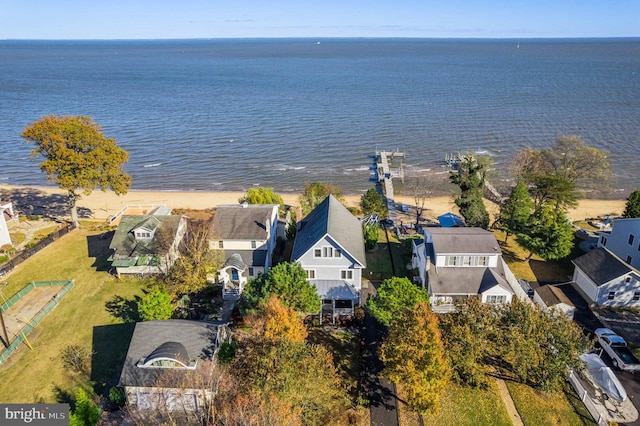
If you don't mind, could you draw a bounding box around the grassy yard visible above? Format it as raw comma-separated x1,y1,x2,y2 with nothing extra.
506,381,595,426
0,227,147,403
398,381,513,426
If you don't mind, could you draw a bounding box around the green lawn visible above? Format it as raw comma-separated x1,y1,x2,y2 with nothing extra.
0,228,147,403
399,381,513,426
506,381,594,426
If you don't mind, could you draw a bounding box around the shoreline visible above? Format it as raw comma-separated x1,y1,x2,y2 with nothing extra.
0,183,628,224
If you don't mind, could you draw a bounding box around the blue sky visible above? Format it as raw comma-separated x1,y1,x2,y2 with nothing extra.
1,0,638,39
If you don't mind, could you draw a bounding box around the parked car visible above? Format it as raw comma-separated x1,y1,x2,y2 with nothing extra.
595,328,640,371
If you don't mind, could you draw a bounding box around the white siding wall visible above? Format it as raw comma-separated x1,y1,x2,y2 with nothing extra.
296,235,362,290
0,216,10,247
572,267,600,303
598,219,640,270
597,274,640,307
480,285,513,304
212,239,268,251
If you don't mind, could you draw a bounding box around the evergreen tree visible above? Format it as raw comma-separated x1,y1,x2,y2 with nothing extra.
516,206,574,261
241,262,321,315
623,189,640,218
69,389,100,426
498,179,533,240
380,302,450,413
360,187,387,218
449,155,490,229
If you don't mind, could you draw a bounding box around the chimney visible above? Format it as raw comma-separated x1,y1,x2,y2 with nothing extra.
426,256,431,271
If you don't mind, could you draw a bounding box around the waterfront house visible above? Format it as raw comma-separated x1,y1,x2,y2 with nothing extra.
108,206,187,277
291,195,366,321
118,320,231,412
412,227,515,312
597,218,640,270
572,247,640,307
210,203,279,300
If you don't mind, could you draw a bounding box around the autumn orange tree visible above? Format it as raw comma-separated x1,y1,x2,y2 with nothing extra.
21,115,131,227
380,301,450,413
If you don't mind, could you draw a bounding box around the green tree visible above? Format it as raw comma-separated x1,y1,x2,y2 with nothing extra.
623,189,640,218
362,222,378,250
516,206,574,261
497,299,590,391
299,182,344,216
449,155,490,229
21,115,131,227
240,262,321,315
438,298,496,388
360,188,387,219
366,277,430,327
380,302,450,413
69,388,100,426
512,135,612,211
164,219,223,295
498,179,533,240
138,286,173,321
240,187,285,217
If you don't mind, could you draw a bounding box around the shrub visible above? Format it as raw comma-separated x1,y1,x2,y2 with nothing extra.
61,345,92,372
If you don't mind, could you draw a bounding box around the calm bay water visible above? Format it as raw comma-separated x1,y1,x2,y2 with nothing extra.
1,38,639,195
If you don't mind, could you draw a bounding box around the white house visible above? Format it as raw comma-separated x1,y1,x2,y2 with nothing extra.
0,201,17,248
412,227,514,312
597,218,640,270
210,203,279,300
533,284,576,319
108,206,187,277
118,320,230,413
572,247,640,307
291,195,366,320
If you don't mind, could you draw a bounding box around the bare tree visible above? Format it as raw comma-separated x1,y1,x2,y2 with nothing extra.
404,172,450,228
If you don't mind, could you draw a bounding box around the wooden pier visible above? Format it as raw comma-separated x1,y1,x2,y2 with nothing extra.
375,150,405,226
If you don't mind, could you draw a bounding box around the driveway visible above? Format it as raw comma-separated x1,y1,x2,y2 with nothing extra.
560,283,640,426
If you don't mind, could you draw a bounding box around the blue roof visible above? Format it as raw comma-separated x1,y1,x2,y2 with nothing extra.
437,212,465,227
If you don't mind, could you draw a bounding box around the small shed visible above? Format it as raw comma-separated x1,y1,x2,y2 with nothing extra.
533,285,576,319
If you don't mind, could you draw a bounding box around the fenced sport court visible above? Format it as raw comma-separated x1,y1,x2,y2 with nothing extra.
0,281,74,364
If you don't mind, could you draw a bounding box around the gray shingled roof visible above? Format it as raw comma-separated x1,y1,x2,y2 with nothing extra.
312,280,359,300
109,215,183,258
118,320,223,388
426,227,502,255
572,247,634,286
291,195,366,267
225,249,268,268
427,258,512,296
212,204,278,240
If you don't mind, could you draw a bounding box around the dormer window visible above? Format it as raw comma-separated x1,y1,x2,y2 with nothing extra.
134,226,156,240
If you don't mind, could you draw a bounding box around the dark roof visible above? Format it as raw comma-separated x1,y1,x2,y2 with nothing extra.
212,204,277,240
427,260,512,296
224,253,247,271
109,214,183,259
536,285,574,308
426,227,501,255
572,248,633,286
144,341,191,366
291,195,366,267
225,249,267,268
118,320,224,388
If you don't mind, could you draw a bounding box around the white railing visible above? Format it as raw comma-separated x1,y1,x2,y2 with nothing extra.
567,370,608,426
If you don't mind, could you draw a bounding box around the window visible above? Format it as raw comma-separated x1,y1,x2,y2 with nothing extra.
608,291,616,300
341,270,353,280
486,295,506,304
323,247,333,257
218,241,224,249
462,256,472,266
601,237,607,247
477,256,488,266
314,248,322,257
629,234,635,246
627,256,633,264
248,267,254,277
446,256,457,266
634,292,640,301
626,276,632,283
251,240,257,249
306,269,315,279
335,249,342,258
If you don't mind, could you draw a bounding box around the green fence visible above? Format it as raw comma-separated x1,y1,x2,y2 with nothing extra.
0,280,74,364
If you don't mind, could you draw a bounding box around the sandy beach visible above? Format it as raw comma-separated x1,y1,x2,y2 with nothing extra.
0,183,627,224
